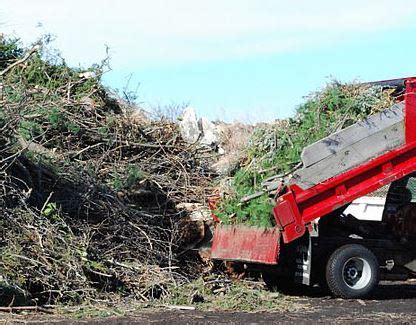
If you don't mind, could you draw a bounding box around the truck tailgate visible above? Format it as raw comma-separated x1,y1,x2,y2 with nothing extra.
211,225,280,265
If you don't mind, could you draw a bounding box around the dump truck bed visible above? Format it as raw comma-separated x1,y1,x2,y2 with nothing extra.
274,77,416,244
292,102,405,189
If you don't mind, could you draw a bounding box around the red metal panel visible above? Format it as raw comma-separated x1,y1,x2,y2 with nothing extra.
405,78,416,143
299,146,416,221
273,195,295,227
273,191,305,243
211,225,280,264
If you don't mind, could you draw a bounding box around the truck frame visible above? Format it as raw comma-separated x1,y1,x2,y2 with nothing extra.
211,77,416,298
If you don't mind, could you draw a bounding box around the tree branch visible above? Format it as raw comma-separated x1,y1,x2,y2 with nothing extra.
0,45,39,77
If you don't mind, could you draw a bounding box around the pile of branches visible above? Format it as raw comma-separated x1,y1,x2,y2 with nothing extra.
0,36,214,305
217,81,397,226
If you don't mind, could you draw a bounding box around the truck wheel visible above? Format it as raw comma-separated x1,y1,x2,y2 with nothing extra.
326,244,379,298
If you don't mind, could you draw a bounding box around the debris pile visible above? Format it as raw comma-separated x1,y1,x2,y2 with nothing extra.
0,36,215,305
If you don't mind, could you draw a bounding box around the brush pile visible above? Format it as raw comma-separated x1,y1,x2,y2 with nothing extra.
0,36,215,305
217,81,397,227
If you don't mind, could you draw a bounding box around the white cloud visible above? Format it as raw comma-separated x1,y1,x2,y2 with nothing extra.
1,0,416,67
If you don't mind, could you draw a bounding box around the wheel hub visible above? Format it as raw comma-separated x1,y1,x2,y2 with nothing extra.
346,267,358,279
342,257,372,290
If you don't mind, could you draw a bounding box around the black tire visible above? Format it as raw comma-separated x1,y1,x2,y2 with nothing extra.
326,244,379,299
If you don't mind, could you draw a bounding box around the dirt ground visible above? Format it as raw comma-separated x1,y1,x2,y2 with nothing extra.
3,281,416,324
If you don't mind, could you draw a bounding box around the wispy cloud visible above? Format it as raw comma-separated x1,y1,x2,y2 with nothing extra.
2,0,416,67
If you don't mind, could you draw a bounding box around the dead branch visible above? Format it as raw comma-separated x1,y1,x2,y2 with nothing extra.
0,45,39,77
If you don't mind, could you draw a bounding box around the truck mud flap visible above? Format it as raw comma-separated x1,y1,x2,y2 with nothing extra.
294,233,312,285
211,225,280,265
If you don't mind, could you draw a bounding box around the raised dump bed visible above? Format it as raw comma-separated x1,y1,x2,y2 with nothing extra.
291,102,405,189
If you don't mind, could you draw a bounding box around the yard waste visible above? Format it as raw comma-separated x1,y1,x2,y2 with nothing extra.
0,36,216,305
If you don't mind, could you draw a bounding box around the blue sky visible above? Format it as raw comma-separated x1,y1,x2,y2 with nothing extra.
2,0,416,122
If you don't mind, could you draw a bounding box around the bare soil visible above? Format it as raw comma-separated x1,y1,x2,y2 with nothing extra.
3,281,416,324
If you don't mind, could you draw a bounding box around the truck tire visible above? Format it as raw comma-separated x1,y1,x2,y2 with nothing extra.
326,244,379,298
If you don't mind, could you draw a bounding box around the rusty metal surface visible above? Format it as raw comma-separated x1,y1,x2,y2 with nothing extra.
211,225,280,264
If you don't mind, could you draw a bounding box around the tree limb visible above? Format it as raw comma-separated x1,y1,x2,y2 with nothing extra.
0,45,40,77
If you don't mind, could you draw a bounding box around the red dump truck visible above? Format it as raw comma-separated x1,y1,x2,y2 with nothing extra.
211,77,416,298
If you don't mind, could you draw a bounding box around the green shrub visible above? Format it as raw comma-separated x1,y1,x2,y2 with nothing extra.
0,37,23,69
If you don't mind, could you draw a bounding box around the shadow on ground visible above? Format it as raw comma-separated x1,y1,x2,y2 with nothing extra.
289,280,416,300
